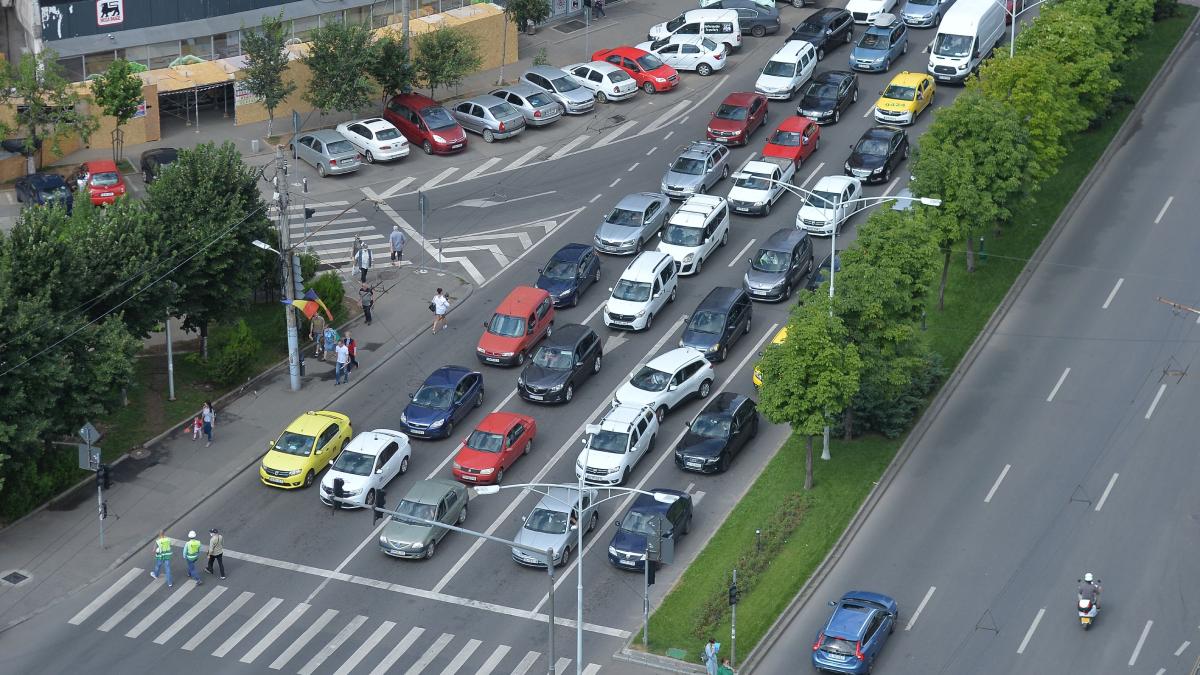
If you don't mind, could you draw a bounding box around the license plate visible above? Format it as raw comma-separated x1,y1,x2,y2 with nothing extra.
485,357,500,363
409,429,424,435
266,476,285,484
735,207,750,212
528,394,543,400
619,559,636,566
451,143,463,149
101,192,114,197
936,75,951,81
461,474,476,482
687,460,703,469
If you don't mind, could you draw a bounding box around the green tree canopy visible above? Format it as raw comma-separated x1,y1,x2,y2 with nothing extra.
240,12,296,136
369,33,417,106
1015,5,1119,123
0,49,98,171
842,208,939,324
302,20,377,114
504,0,551,29
90,58,144,160
413,26,483,98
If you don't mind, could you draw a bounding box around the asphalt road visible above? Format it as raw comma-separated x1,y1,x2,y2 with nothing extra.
752,16,1200,675
0,3,978,673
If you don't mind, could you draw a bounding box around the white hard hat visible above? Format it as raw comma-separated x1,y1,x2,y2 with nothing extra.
1083,572,1094,582
188,530,197,538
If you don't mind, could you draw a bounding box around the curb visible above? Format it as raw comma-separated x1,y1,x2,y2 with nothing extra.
738,11,1200,673
0,277,473,635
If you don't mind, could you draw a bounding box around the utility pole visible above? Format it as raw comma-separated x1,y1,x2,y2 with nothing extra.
164,310,176,401
275,146,301,391
730,569,739,668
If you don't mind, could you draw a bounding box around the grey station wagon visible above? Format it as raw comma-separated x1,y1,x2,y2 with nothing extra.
290,129,361,177
661,141,731,200
451,94,526,143
520,66,597,115
490,84,564,127
593,192,671,256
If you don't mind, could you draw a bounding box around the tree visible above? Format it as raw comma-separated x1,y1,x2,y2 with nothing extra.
241,12,296,137
757,295,862,490
504,0,551,29
90,59,144,162
844,208,939,324
368,32,417,106
414,26,483,98
0,49,98,173
1015,6,1118,124
303,20,377,114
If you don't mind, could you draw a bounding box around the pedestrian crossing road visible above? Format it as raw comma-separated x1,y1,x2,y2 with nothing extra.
69,566,605,675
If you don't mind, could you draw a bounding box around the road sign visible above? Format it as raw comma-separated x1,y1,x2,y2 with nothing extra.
78,444,101,471
292,110,301,137
418,191,429,221
79,422,100,444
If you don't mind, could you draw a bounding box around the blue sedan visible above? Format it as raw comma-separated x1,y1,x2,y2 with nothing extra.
400,366,484,439
812,591,898,673
535,243,602,308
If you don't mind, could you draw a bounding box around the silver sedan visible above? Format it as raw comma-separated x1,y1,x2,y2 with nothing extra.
450,95,526,143
490,84,564,127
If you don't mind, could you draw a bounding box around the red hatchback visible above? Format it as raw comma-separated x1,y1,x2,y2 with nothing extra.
706,93,768,146
73,160,126,205
477,286,555,366
762,116,821,167
383,92,467,155
452,412,537,484
592,46,680,94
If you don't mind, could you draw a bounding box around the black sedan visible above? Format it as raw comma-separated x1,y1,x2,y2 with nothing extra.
786,7,855,60
797,70,858,125
535,243,602,308
14,172,72,212
844,126,909,184
517,324,602,404
139,147,178,184
675,393,758,474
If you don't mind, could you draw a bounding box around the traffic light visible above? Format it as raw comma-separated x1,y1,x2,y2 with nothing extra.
97,464,112,490
728,582,740,607
373,489,387,525
304,207,316,220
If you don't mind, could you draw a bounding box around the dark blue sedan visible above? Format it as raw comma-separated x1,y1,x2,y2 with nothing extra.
400,365,484,439
812,591,898,673
535,243,602,308
14,172,73,213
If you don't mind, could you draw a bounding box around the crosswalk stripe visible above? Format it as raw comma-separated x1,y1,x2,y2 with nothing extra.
511,651,541,675
298,614,368,675
420,167,459,191
181,590,253,651
153,586,227,644
549,136,589,160
239,602,310,664
293,216,369,230
593,120,639,148
333,620,396,675
474,644,510,675
212,596,282,657
405,632,454,675
125,582,195,638
69,567,142,625
439,637,481,674
288,223,372,236
368,626,425,675
460,157,503,182
97,579,160,632
300,233,385,247
582,664,602,675
269,608,338,670
509,145,547,170
554,657,572,675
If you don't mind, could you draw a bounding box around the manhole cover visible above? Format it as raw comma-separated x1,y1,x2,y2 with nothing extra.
609,115,626,124
2,571,29,585
554,19,587,33
130,447,151,460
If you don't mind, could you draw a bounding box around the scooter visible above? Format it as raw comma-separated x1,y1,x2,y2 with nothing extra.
1077,597,1099,629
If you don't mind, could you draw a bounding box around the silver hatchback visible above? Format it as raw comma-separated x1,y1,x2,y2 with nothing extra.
661,141,731,199
290,129,361,177
520,66,597,115
490,84,564,127
451,95,526,143
593,192,671,255
511,486,599,567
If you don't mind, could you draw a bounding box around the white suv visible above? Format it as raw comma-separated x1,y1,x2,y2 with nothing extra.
613,348,715,421
576,404,659,486
754,40,817,100
604,251,678,331
657,194,730,276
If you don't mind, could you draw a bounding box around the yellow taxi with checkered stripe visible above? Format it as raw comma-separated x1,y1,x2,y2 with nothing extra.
873,71,935,126
260,410,353,489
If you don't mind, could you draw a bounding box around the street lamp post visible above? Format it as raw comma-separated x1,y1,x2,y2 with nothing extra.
990,0,1054,58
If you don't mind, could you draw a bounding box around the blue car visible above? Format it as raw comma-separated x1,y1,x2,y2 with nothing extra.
400,365,484,439
812,591,898,674
14,172,73,213
848,14,908,72
535,243,602,308
607,489,692,571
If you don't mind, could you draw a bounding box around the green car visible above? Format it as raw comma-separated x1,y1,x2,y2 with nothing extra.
379,479,468,559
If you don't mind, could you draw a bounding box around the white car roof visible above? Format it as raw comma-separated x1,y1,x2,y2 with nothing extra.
771,40,815,61
670,195,725,228
646,347,707,372
620,250,673,282
599,403,655,429
813,175,860,191
565,61,624,76
342,429,408,457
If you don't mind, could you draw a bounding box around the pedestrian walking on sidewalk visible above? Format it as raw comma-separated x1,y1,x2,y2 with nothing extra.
150,530,173,587
344,332,358,373
334,339,350,385
594,0,606,18
431,288,451,333
311,312,328,360
183,531,204,585
355,243,373,283
322,325,339,362
200,402,215,447
389,225,406,267
205,528,226,579
359,283,375,325
702,638,720,675
191,415,202,441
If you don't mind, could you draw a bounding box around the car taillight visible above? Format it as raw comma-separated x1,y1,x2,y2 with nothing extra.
499,121,506,132
380,145,391,150
812,635,824,652
330,159,338,166
534,110,543,118
715,52,724,60
855,641,864,661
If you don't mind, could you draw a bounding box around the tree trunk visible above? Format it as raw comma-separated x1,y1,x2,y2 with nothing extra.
965,234,976,273
937,247,951,311
200,320,210,360
267,112,274,138
804,435,814,490
843,407,853,442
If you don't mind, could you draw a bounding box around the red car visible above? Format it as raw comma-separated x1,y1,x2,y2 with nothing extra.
706,92,768,146
1005,0,1025,24
451,412,537,484
477,286,555,366
762,116,821,167
592,46,680,94
73,160,126,205
383,92,467,155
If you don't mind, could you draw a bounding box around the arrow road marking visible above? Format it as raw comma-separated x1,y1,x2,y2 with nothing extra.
602,332,629,353
450,190,557,209
441,244,510,267
443,231,533,248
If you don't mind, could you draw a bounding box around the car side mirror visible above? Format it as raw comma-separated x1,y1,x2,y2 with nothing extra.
570,524,578,531
608,287,614,293
653,292,662,299
710,112,716,117
828,600,838,607
375,468,383,474
408,393,414,400
802,138,809,146
328,459,334,465
538,267,544,274
668,383,678,391
684,420,692,428
268,440,276,449
521,515,527,523
746,257,753,264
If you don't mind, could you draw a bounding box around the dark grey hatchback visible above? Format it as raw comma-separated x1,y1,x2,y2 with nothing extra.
516,324,602,404
680,287,753,362
743,228,814,302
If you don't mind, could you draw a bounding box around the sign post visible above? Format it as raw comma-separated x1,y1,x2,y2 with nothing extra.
79,423,106,548
418,191,430,273
729,569,740,668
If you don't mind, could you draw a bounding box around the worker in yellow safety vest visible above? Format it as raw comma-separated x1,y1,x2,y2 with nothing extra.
150,530,173,587
183,531,204,585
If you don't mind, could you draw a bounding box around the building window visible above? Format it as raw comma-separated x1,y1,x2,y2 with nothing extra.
118,45,149,67
213,32,240,59
182,36,213,60
84,50,117,78
319,11,344,27
57,56,84,82
147,40,181,69
346,6,371,26
292,15,319,41
371,0,397,29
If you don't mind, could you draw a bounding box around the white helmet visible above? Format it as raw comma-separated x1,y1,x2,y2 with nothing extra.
1083,572,1094,582
188,530,197,538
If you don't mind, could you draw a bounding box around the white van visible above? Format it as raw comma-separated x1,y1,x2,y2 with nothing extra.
604,250,678,332
754,40,818,100
648,9,744,52
657,194,731,276
926,0,1006,83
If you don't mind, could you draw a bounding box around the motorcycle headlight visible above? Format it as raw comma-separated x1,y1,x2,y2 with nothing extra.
429,419,445,430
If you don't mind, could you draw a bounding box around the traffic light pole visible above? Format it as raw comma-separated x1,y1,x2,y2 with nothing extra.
731,568,738,668
642,544,650,646
96,465,104,549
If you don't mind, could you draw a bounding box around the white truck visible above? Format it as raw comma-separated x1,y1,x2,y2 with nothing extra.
727,156,795,216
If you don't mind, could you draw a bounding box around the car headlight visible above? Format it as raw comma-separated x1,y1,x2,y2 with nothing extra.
452,462,463,470
679,339,686,347
654,77,666,83
432,134,448,143
770,278,788,289
844,162,852,171
549,382,564,392
683,253,694,264
609,546,621,557
480,467,495,475
407,541,426,551
557,288,573,297
500,352,515,357
260,462,267,472
343,488,362,496
577,460,586,471
754,198,769,207
635,310,646,317
285,469,303,477
429,419,445,429
594,235,603,244
710,343,721,353
518,373,526,386
476,346,486,353
957,63,969,71
379,535,391,547
872,166,884,174
400,412,408,423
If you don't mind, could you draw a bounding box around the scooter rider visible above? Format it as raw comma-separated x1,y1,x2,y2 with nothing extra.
1078,572,1102,608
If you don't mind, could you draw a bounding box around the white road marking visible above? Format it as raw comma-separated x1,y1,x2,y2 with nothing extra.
1016,608,1045,654
290,217,369,230
1145,384,1167,419
583,297,608,326
333,620,396,675
509,145,548,171
801,162,824,188
550,136,591,160
595,120,640,148
511,651,542,675
153,586,227,644
1046,368,1071,402
373,198,472,280
97,581,160,632
729,237,757,267
663,131,674,141
213,596,283,657
1175,640,1191,656
1155,196,1174,224
182,590,253,651
460,157,503,182
439,637,481,674
589,193,603,203
646,146,658,156
443,231,532,248
406,632,454,675
628,162,640,172
582,664,601,675
475,644,510,675
69,567,142,625
882,177,900,197
906,586,936,631
1102,278,1124,309
609,178,621,188
1156,669,1167,675
240,602,310,664
555,658,572,675
478,207,588,288
863,106,873,117
441,244,510,267
645,100,693,133
299,614,368,675
678,115,690,125
1130,620,1153,665
369,626,426,675
692,491,706,505
368,177,416,201
269,608,338,669
984,465,1011,504
125,582,195,638
420,167,460,192
1095,473,1119,512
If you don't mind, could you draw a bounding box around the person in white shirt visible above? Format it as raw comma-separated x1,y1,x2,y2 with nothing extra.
334,340,350,385
431,288,451,333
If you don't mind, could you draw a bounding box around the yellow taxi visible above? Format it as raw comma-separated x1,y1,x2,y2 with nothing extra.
752,326,789,388
260,410,353,489
873,71,935,126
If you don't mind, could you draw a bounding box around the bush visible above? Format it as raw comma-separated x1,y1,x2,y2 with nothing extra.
306,271,346,323
1154,0,1180,20
206,318,261,385
0,446,78,522
843,352,945,439
299,251,320,285
532,47,550,67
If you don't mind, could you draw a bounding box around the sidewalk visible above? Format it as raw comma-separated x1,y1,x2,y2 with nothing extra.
0,260,471,633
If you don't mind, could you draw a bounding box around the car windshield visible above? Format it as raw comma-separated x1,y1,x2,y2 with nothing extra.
588,430,629,453
762,61,796,78
751,248,789,273
671,157,705,175
662,224,705,247
543,260,578,280
855,138,889,156
551,75,582,92
375,127,401,140
714,103,748,121
412,385,453,409
769,130,801,146
274,431,316,457
466,430,504,453
41,185,70,199
805,189,840,209
630,366,671,392
650,38,670,50
421,106,458,130
524,507,569,534
933,33,972,58
883,84,916,101
909,0,937,5
805,82,839,100
689,311,726,335
612,279,652,302
489,102,518,118
91,171,120,187
393,499,436,524
819,636,859,657
533,346,575,370
858,32,890,49
734,173,772,191
619,509,661,535
691,413,732,439
606,207,644,226
637,54,665,70
326,140,355,155
527,91,555,107
488,313,527,338
332,450,374,476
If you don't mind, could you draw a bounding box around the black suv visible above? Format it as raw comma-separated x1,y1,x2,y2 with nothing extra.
675,393,759,473
681,287,753,362
517,323,602,404
845,126,909,184
607,489,693,571
797,70,859,125
786,7,854,60
743,228,814,302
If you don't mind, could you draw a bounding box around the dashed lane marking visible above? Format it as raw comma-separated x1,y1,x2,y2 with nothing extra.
1046,368,1070,402
1016,608,1045,654
984,465,1011,504
1102,278,1124,309
1155,196,1174,224
729,238,757,267
1095,473,1119,512
1130,620,1153,666
1145,385,1166,419
906,586,936,631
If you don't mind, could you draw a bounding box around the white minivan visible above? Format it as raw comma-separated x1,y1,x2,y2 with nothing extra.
648,9,744,52
754,40,818,100
657,194,731,276
603,251,678,332
925,0,1005,83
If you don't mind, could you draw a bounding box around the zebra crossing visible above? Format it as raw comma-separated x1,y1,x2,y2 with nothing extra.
268,200,392,270
68,567,604,675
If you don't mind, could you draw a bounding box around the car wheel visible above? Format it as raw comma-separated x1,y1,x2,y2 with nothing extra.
399,456,409,474
883,165,891,183
643,82,656,95
783,283,793,301
365,150,375,163
720,230,728,246
751,25,766,38
594,266,602,283
695,256,703,274
425,540,437,559
621,468,631,485
570,292,579,308
751,416,760,437
852,88,859,103
445,421,454,437
669,285,677,302
495,469,504,484
483,129,495,143
699,379,712,398
697,63,713,77
476,390,484,407
648,434,657,451
597,91,608,104
806,257,814,274
903,144,910,159
458,504,468,524
883,58,891,72
366,489,376,505
593,355,602,374
524,437,533,455
317,163,327,178
817,47,825,61
589,511,599,532
422,140,433,155
719,346,728,361
303,470,315,488
744,316,752,334
792,0,804,7
645,313,654,330
656,406,668,423
762,201,771,217
846,29,853,44
903,41,909,55
559,546,571,567
564,384,574,402
935,12,942,26
516,351,526,366
722,164,730,179
143,170,152,183
634,238,644,254
833,109,841,124
682,514,692,534
815,137,821,151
